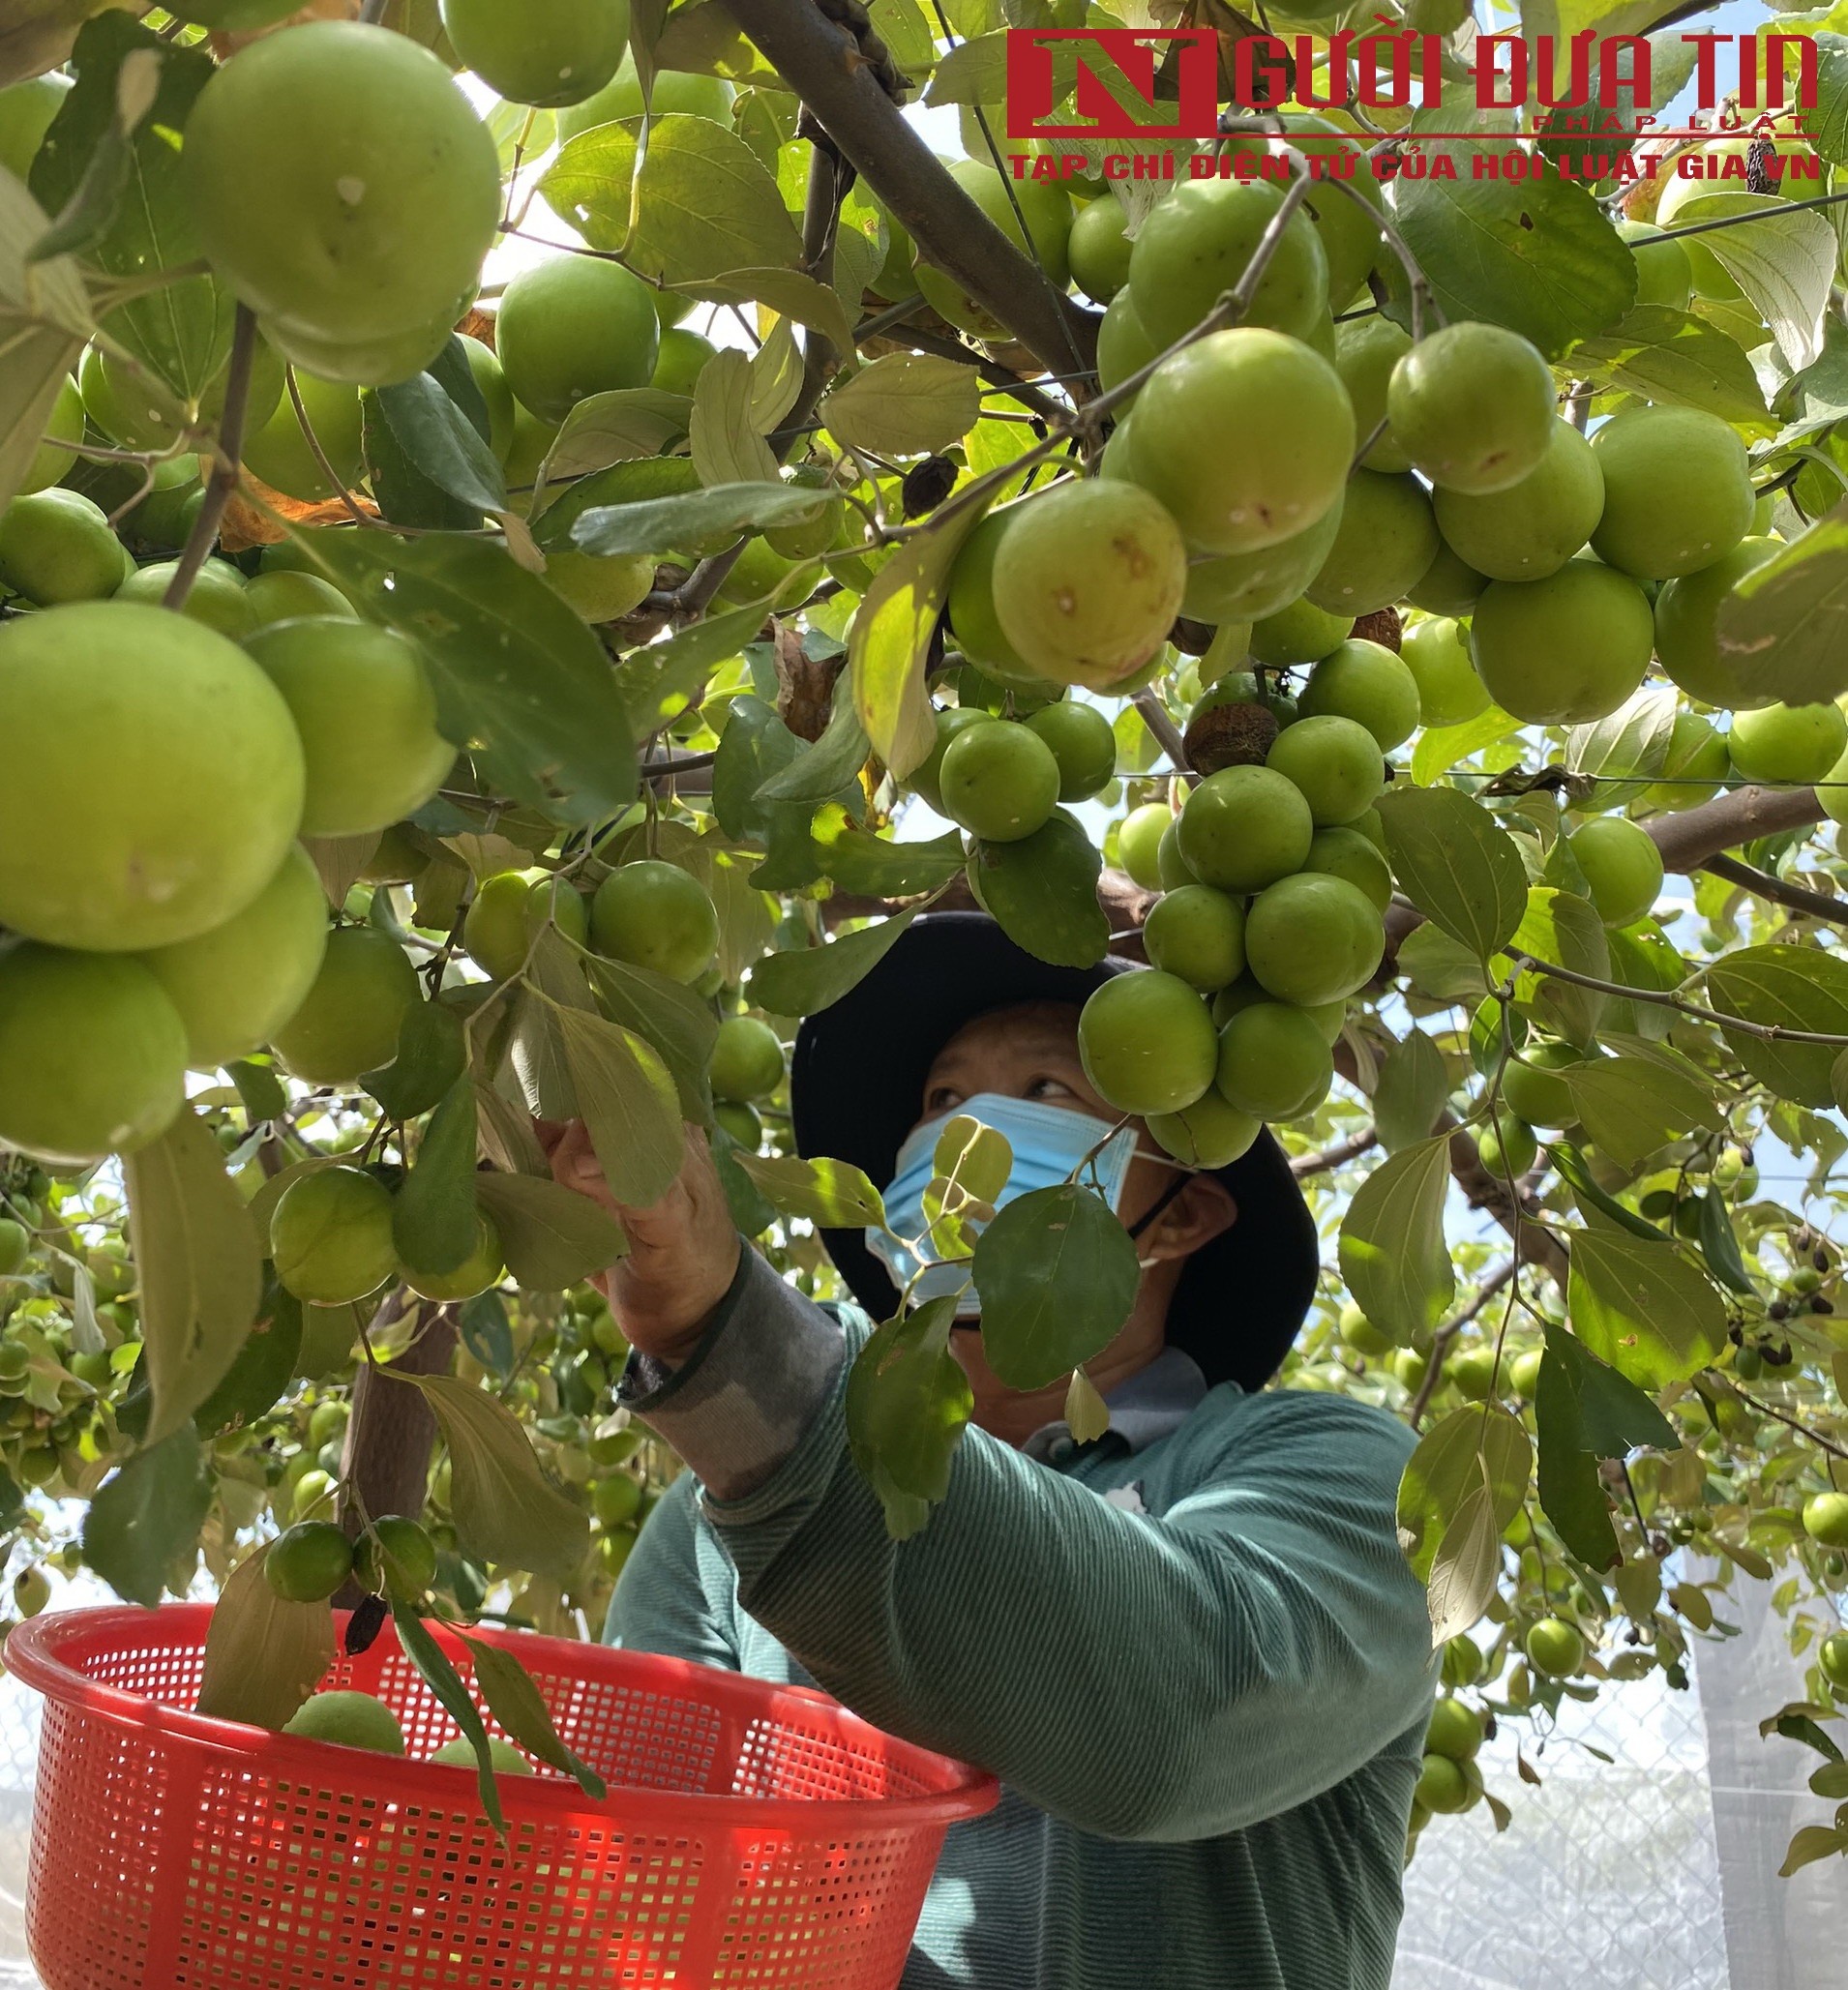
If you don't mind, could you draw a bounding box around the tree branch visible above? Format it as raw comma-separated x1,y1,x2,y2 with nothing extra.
720,0,1097,379
1701,851,1848,927
1447,1118,1571,1287
1291,1125,1378,1178
1645,783,1824,872
163,304,258,610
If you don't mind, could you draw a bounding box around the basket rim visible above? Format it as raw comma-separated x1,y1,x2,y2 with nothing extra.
7,1603,999,1832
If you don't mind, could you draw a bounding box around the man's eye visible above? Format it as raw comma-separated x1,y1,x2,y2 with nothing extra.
1024,1077,1075,1101
925,1084,966,1113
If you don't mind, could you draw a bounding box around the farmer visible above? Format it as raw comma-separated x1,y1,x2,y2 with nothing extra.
550,912,1438,1990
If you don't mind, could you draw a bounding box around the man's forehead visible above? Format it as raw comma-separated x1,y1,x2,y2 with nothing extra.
930,1000,1085,1065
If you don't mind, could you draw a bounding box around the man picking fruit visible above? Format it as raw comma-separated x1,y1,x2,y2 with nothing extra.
551,913,1436,1990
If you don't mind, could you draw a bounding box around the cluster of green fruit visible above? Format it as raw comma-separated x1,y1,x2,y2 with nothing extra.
266,1511,434,1603
1082,689,1396,1156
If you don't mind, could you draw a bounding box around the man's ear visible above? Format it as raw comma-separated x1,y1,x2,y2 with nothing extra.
1140,1173,1237,1265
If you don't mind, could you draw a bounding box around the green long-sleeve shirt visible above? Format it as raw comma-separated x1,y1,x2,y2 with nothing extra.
608,1249,1437,1990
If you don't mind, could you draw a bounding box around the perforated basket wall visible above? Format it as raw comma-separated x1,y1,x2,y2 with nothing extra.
6,1605,996,1990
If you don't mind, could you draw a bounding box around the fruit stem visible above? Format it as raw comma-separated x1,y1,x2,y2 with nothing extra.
163,304,260,613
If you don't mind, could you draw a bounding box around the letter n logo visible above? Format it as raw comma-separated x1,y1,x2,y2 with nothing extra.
1004,29,1219,140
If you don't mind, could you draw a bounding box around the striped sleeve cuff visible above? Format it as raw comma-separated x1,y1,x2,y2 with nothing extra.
616,1248,848,1500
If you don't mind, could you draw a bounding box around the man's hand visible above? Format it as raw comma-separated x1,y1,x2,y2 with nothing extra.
543,1120,742,1363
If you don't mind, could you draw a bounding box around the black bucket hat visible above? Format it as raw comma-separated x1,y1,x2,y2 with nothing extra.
790,912,1321,1392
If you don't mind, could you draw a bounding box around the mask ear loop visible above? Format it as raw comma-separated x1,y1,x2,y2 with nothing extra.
1127,1169,1192,1248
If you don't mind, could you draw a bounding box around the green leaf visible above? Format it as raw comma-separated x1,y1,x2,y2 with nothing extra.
1703,942,1848,1108
194,1276,301,1437
712,694,855,888
1697,1188,1754,1297
1548,1139,1668,1241
690,347,778,487
1534,1388,1619,1572
555,1006,685,1205
1567,1224,1728,1387
458,1290,515,1377
545,387,691,483
456,1633,607,1800
813,817,966,898
1396,1403,1531,1584
1563,685,1679,809
1386,144,1636,357
1778,1825,1847,1878
1506,887,1610,1048
1669,193,1835,371
1563,1054,1720,1170
126,1105,263,1444
227,1058,287,1122
1337,1136,1455,1348
846,1296,974,1540
1565,306,1772,430
610,602,768,737
1396,923,1490,1002
1372,1029,1449,1154
709,1124,778,1236
33,16,227,399
542,114,802,280
971,1183,1141,1390
571,478,825,558
824,352,982,458
920,27,1005,104
82,1424,211,1608
1375,787,1527,961
373,368,508,518
730,1150,885,1228
967,809,1110,968
362,997,467,1123
1714,500,1848,708
474,1171,628,1290
1541,1321,1678,1456
850,495,993,779
1534,1319,1677,1572
747,906,920,1016
398,1371,589,1576
389,1601,504,1836
1424,1462,1503,1646
306,532,636,826
582,952,717,1122
1809,1760,1848,1800
758,676,871,807
1410,705,1519,787
392,1077,479,1275
671,265,857,359
195,1544,335,1731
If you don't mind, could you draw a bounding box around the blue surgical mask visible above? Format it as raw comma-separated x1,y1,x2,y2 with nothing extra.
867,1093,1139,1315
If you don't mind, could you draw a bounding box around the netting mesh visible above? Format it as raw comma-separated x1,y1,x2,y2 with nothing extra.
0,1581,1838,1987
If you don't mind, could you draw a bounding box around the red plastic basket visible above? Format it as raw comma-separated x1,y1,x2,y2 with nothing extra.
6,1603,997,1989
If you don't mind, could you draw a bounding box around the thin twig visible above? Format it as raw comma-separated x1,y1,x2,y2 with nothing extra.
1405,1262,1519,1426
1133,690,1194,783
1732,1385,1848,1463
163,305,258,610
285,365,374,529
1511,952,1848,1047
1291,1125,1378,1179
